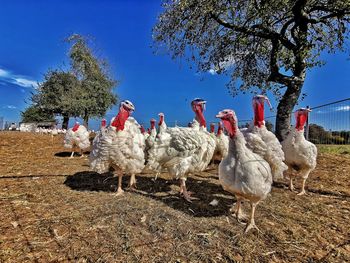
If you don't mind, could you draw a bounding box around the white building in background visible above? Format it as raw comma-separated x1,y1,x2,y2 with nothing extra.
19,121,56,132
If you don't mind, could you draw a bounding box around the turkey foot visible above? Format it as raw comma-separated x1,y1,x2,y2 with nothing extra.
128,184,137,191
297,190,306,196
289,177,296,192
234,211,248,224
244,222,261,233
244,202,261,233
230,200,247,224
115,174,124,196
115,188,124,196
181,190,196,202
128,174,137,190
296,178,307,196
179,179,196,202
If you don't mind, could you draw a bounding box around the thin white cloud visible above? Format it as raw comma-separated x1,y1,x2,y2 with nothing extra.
11,78,38,88
208,55,236,75
208,69,216,75
3,105,17,109
0,67,38,88
334,105,350,112
0,68,9,77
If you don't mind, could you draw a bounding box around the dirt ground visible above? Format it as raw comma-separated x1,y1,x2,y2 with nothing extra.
0,131,349,263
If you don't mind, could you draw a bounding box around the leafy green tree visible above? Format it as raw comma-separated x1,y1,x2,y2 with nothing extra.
21,105,55,123
66,34,118,127
265,120,274,132
33,70,81,129
153,0,350,140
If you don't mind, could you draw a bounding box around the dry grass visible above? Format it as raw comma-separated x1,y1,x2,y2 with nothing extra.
0,131,349,262
317,144,350,155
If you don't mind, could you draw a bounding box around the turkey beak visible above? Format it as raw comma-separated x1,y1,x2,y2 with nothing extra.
201,101,207,111
216,111,224,118
264,96,273,111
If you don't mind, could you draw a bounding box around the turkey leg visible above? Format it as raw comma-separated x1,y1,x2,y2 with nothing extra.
245,202,260,233
115,171,124,196
129,174,137,190
289,177,295,192
231,197,247,223
179,179,195,202
297,178,307,196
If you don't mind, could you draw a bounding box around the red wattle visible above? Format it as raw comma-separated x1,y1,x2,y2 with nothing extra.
295,112,307,131
101,119,106,127
210,124,215,133
221,118,236,138
147,128,151,134
111,108,130,131
195,107,206,127
140,126,146,133
158,115,164,126
253,100,265,128
72,123,80,132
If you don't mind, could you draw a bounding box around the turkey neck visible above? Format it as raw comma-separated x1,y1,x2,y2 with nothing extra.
295,112,308,131
221,118,237,139
111,107,130,131
72,123,80,132
158,115,164,126
217,124,223,136
222,118,246,152
194,108,206,128
253,99,265,128
151,121,156,130
210,125,215,133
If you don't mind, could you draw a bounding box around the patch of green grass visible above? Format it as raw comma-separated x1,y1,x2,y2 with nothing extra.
317,144,350,155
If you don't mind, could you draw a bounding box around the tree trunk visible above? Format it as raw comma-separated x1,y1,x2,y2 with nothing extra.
62,114,69,130
83,111,89,129
275,82,303,141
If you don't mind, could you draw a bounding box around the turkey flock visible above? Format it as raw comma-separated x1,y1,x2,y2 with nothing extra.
63,96,317,233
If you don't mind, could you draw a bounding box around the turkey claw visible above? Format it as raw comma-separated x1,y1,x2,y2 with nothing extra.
115,189,124,196
244,223,261,233
181,192,196,202
128,184,137,191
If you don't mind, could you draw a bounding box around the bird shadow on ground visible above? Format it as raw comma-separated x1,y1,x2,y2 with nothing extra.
54,151,90,158
64,171,234,217
273,181,350,200
134,176,234,217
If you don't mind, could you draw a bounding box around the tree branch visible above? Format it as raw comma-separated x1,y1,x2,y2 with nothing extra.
210,13,296,50
268,39,293,86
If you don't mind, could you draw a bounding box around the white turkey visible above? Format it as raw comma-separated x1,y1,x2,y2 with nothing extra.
281,108,317,195
64,122,90,158
140,125,148,139
146,98,216,201
242,95,288,180
216,109,272,233
157,112,167,135
212,122,229,163
146,118,157,146
89,100,145,195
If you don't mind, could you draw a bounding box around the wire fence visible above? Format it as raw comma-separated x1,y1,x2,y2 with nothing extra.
158,98,350,145
307,98,350,144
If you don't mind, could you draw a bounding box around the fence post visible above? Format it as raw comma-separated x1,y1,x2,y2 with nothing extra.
305,105,310,140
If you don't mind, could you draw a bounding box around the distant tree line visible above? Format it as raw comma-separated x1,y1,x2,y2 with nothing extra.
21,34,118,129
309,123,350,144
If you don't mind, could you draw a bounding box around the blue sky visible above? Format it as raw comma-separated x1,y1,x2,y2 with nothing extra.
0,0,349,131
